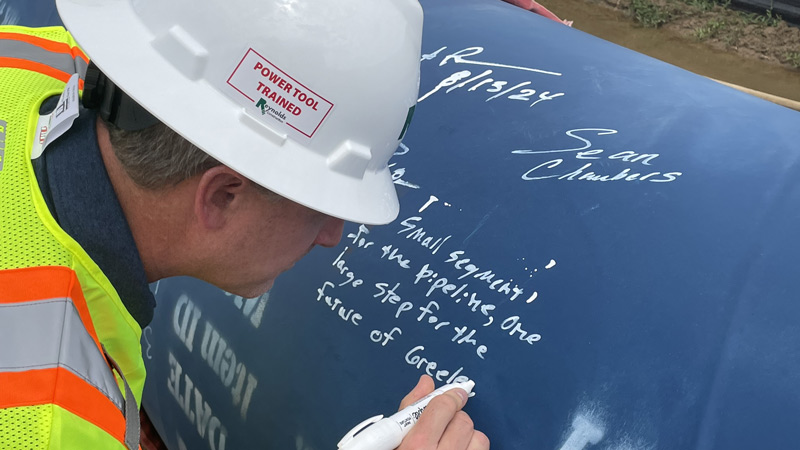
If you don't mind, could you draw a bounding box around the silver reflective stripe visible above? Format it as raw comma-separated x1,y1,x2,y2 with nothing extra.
104,347,140,450
0,298,124,411
0,39,87,78
75,56,88,79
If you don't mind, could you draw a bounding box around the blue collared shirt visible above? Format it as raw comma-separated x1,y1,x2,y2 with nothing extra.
33,103,155,327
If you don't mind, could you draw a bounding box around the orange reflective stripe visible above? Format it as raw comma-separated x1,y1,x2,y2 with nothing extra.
0,266,101,354
0,56,85,89
1,266,78,303
0,368,126,445
0,31,88,63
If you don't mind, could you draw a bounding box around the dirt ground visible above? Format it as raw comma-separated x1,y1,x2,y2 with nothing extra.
587,0,800,70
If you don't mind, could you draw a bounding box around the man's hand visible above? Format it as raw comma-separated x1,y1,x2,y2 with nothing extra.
395,375,490,450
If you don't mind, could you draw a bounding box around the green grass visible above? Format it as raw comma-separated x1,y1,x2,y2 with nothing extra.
740,8,783,27
630,0,672,27
721,27,742,46
684,0,716,11
782,52,800,69
694,18,727,40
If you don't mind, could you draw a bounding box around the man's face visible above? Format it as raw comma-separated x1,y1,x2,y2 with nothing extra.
210,187,345,298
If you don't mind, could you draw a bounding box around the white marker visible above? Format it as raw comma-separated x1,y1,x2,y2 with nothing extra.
338,380,475,450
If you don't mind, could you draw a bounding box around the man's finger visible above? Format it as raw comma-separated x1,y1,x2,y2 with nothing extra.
467,430,491,450
398,374,435,410
398,389,468,448
437,410,474,449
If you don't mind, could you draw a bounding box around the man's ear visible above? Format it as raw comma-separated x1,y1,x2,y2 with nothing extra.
194,166,247,230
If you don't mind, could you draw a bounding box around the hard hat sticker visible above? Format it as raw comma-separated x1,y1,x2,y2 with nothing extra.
227,49,334,139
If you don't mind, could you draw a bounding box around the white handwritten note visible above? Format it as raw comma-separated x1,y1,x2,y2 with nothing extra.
305,189,561,397
513,128,683,183
418,46,566,109
417,44,684,187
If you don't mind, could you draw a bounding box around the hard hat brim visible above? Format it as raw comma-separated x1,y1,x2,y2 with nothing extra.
56,0,403,225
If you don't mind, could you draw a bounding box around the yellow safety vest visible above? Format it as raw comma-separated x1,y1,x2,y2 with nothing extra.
0,26,145,450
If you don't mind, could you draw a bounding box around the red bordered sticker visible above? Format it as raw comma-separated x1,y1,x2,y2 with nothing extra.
227,49,334,139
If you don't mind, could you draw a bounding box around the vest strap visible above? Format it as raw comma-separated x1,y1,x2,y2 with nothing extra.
104,346,141,450
0,31,87,87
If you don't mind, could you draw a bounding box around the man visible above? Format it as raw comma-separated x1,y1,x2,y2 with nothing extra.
0,0,489,448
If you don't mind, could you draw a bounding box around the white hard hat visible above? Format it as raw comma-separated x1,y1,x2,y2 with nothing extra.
56,0,423,225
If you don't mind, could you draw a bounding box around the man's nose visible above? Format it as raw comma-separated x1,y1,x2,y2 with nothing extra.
314,216,345,248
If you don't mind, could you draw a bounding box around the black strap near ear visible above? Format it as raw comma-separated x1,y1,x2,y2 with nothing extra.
82,62,160,131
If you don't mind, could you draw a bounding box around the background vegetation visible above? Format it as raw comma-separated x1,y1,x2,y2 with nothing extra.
592,0,800,69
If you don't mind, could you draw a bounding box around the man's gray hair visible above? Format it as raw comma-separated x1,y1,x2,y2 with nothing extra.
101,118,221,190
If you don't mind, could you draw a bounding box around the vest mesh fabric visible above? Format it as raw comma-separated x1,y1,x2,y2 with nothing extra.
0,30,72,270
0,405,52,450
